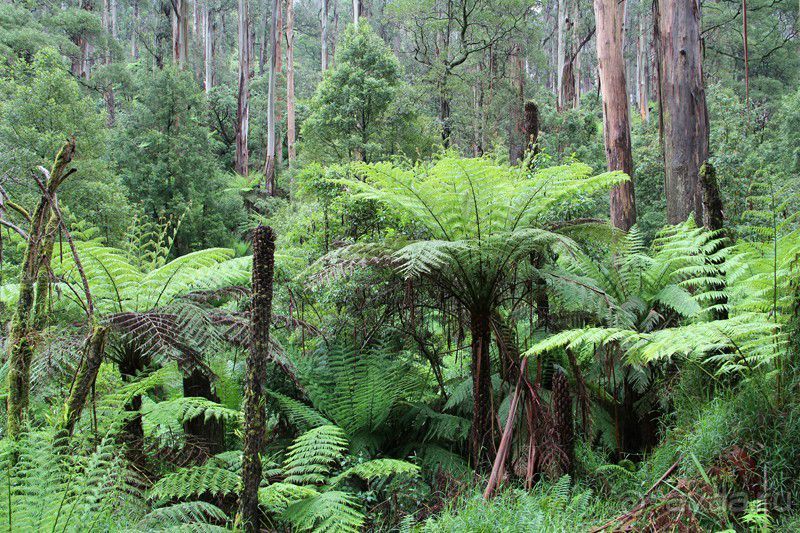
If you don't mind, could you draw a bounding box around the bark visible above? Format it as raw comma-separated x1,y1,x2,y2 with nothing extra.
524,101,540,157
552,369,574,475
636,16,649,121
594,0,637,231
131,0,139,58
59,326,109,436
286,0,296,165
6,140,75,439
235,0,250,175
238,225,275,532
204,1,214,92
263,0,279,194
321,0,329,71
700,162,728,322
556,0,568,108
172,0,190,67
484,357,528,499
508,43,526,165
469,312,494,470
654,0,709,225
439,81,452,148
183,368,225,455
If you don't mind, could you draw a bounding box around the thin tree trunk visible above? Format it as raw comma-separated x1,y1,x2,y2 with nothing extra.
59,326,109,437
742,0,749,111
238,225,275,532
131,0,139,58
264,0,279,194
654,0,709,224
556,0,568,108
353,0,360,26
286,0,296,165
508,43,526,164
637,16,649,121
7,140,76,439
470,312,494,470
594,0,637,231
235,0,250,175
321,0,329,71
204,1,214,91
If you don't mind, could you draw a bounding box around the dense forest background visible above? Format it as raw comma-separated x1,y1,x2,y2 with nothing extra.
0,0,798,530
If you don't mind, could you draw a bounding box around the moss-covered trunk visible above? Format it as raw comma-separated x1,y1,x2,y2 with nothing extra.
60,326,109,436
7,139,75,439
238,225,275,531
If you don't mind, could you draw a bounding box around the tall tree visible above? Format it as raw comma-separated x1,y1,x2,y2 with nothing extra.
321,0,330,70
286,0,296,165
654,0,709,224
236,0,250,175
203,0,214,91
238,225,275,532
172,0,190,67
508,42,526,164
264,0,279,193
636,14,649,121
556,0,568,108
594,0,637,230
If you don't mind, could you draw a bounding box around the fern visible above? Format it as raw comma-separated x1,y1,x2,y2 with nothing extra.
281,490,365,533
331,458,419,485
283,425,348,485
149,463,241,502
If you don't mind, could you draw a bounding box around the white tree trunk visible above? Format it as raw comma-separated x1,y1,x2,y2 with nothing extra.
264,0,279,193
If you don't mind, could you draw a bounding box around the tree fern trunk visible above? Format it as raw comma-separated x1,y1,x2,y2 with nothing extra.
470,312,494,470
183,368,225,455
552,369,573,475
239,225,275,532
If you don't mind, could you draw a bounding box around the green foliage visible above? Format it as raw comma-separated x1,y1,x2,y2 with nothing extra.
301,24,432,163
421,477,614,532
0,431,144,531
112,65,244,252
149,462,241,502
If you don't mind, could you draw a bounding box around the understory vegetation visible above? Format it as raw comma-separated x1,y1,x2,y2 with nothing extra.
0,0,798,531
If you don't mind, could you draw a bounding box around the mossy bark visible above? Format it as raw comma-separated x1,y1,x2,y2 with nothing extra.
60,326,109,436
238,225,275,532
7,139,75,439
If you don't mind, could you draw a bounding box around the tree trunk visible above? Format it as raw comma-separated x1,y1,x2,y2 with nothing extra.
264,0,279,194
172,0,189,67
60,326,109,437
238,225,275,532
508,43,526,164
235,0,250,175
637,16,649,121
524,101,540,157
469,312,494,470
594,0,637,231
204,1,214,92
131,0,139,58
556,0,567,108
439,80,452,148
321,0,329,71
654,0,709,225
286,0,296,165
6,140,75,439
182,368,225,455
